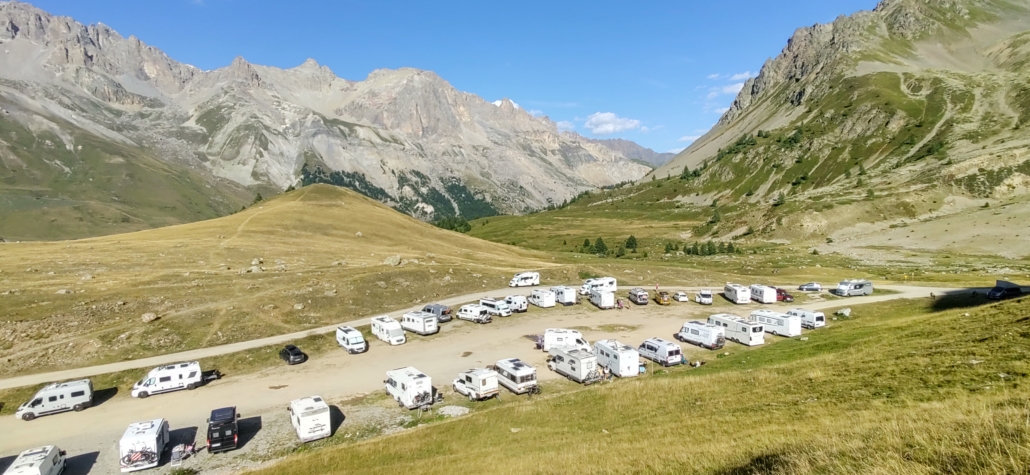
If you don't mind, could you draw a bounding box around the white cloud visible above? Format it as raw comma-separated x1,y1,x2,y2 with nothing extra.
706,73,721,79
714,107,730,114
491,99,520,110
556,121,575,132
722,82,744,94
583,112,641,135
730,71,753,81
528,109,544,117
666,147,686,154
706,90,720,100
678,135,701,143
640,125,664,134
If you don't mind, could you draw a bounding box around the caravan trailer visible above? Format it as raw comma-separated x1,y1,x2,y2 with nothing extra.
118,419,170,472
550,286,578,306
749,285,777,304
451,368,500,401
335,326,368,354
385,367,436,410
749,310,802,337
723,283,751,304
637,338,684,366
400,311,439,336
593,340,640,378
580,277,617,296
835,279,874,296
707,314,765,346
676,321,726,350
15,380,93,421
131,362,203,398
509,272,540,287
589,290,615,309
786,308,826,329
3,446,66,475
288,396,331,443
528,289,556,308
371,316,406,345
492,358,539,395
547,348,601,384
541,328,590,352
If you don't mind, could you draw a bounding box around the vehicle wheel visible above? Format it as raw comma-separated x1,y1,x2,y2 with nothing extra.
21,412,35,421
138,391,149,399
187,383,196,390
73,404,84,412
469,393,475,402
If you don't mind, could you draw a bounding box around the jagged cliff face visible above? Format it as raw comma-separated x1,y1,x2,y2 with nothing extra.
0,1,650,228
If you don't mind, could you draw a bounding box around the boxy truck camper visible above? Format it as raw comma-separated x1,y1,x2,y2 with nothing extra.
206,407,240,453
836,279,874,296
492,358,539,394
723,283,751,304
676,321,725,350
452,368,500,401
385,367,436,410
371,316,406,345
288,396,331,443
708,314,765,346
749,310,802,337
593,340,640,377
118,419,170,472
400,311,439,336
528,289,556,308
541,328,590,352
637,338,684,366
15,380,93,421
550,286,577,306
504,295,528,313
580,277,617,296
3,445,66,475
589,290,615,309
786,308,825,329
547,348,601,384
749,285,777,304
336,326,368,353
509,272,540,287
131,362,202,398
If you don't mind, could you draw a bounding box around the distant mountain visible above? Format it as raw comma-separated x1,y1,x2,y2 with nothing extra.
580,137,674,167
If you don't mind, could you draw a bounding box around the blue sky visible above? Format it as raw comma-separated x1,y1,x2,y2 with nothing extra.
28,0,878,153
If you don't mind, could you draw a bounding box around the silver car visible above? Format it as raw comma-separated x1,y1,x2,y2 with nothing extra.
798,282,822,292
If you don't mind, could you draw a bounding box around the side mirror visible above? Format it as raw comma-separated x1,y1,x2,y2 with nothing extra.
58,450,67,456
205,418,210,423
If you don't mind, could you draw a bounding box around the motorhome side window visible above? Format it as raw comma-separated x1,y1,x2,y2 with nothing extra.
49,396,57,402
71,391,85,397
160,376,171,383
189,371,197,378
691,329,699,335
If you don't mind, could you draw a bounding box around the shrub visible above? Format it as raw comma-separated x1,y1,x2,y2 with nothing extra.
773,192,786,207
625,235,638,250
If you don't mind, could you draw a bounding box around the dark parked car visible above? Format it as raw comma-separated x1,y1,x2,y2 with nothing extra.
207,406,240,453
422,303,453,323
798,282,822,292
776,288,795,302
987,285,1023,300
279,344,307,365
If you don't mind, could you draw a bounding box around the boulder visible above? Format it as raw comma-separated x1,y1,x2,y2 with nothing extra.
141,312,158,323
355,231,363,237
383,255,401,266
293,303,305,310
835,308,851,317
56,289,72,295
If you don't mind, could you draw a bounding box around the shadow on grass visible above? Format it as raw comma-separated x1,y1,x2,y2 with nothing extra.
930,289,1001,312
713,453,791,475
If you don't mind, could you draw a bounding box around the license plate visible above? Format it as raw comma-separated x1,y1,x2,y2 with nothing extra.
211,443,220,447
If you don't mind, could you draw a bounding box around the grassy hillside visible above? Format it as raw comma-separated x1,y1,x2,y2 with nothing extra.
248,295,1030,475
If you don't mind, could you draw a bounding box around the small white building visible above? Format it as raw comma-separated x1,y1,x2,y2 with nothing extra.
509,272,540,287
749,284,777,304
400,311,439,336
724,283,751,304
593,339,640,377
131,362,203,398
676,321,726,350
707,314,765,346
4,445,66,475
550,286,578,306
493,358,539,395
528,289,556,308
547,348,601,384
288,396,331,443
749,309,802,337
118,419,170,472
384,367,436,410
371,315,406,345
589,290,615,309
541,328,590,352
786,308,826,329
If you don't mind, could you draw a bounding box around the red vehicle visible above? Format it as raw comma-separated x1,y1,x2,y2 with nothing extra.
775,288,795,302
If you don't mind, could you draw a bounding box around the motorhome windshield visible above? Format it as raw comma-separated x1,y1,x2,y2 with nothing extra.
389,328,404,337
347,337,364,345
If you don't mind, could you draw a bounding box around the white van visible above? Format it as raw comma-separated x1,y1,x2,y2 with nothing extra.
749,284,777,304
15,380,93,421
509,272,540,287
707,314,765,346
371,315,406,345
628,288,649,305
676,321,726,350
541,328,590,352
479,298,512,317
724,283,751,304
118,419,170,472
550,286,578,306
384,367,436,410
131,362,202,398
580,277,617,296
288,396,331,443
4,446,66,475
400,311,439,336
456,304,492,323
695,289,714,305
589,290,615,309
505,295,529,313
836,279,874,296
452,368,500,401
593,340,640,378
528,289,556,308
335,326,368,353
547,348,601,384
637,338,684,366
786,308,826,329
492,358,539,395
749,309,802,337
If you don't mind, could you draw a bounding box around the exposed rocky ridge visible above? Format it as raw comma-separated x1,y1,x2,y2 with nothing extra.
579,137,673,167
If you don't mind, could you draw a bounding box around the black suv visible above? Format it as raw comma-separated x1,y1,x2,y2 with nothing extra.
987,285,1023,300
207,406,240,453
279,344,307,365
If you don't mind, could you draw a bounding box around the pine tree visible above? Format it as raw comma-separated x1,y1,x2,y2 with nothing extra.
583,238,591,248
594,238,608,255
625,235,638,250
691,242,700,255
718,241,727,254
665,242,674,253
727,242,736,253
711,209,722,224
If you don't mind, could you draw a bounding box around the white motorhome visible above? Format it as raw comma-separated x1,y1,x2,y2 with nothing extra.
550,286,578,306
400,311,439,336
131,362,202,398
504,295,528,313
749,285,777,304
118,419,170,472
695,289,714,305
371,316,406,345
528,289,556,308
335,326,368,353
580,277,617,295
456,304,492,323
384,367,436,410
676,321,726,350
4,446,66,475
288,396,331,443
509,272,540,287
749,309,802,337
492,358,539,395
479,298,513,317
836,279,874,296
541,328,590,352
589,290,615,310
593,340,640,378
786,308,826,329
15,380,93,421
547,348,601,384
452,368,500,401
637,338,684,366
724,283,751,304
707,314,765,346
628,288,649,305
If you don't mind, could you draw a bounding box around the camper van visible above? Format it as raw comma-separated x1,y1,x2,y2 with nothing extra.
749,310,802,337
479,298,513,317
504,295,529,313
206,407,240,453
456,304,492,323
288,396,331,443
676,321,726,350
492,358,539,395
335,326,368,353
628,288,649,305
749,285,777,304
786,308,826,329
579,277,617,296
836,279,874,296
421,303,453,323
541,328,590,352
696,289,714,305
452,368,500,401
371,316,406,345
131,362,203,398
15,380,93,421
118,419,170,472
550,286,578,306
593,340,640,378
724,283,751,304
509,272,540,287
547,348,601,384
707,314,765,346
528,289,556,308
385,367,437,410
589,290,615,309
637,338,684,366
400,311,439,336
4,446,66,475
